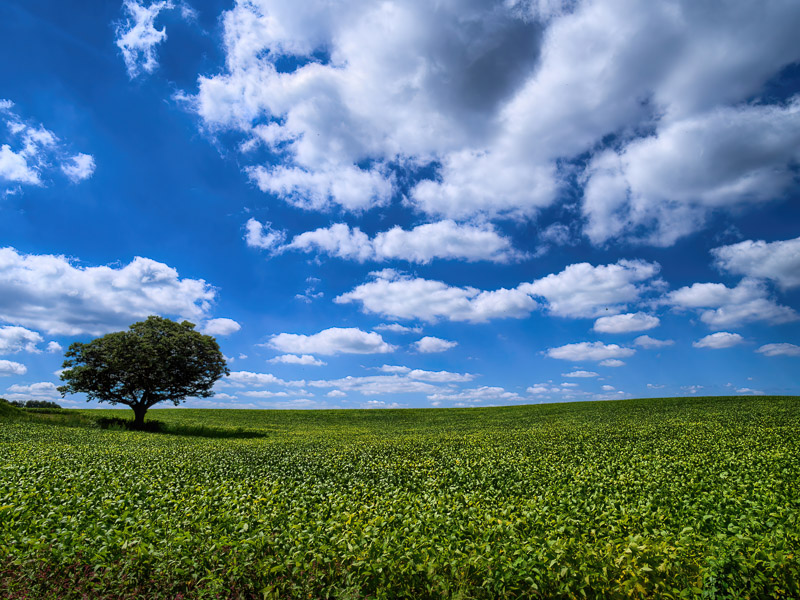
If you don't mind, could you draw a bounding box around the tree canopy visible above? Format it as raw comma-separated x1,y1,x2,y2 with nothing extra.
58,316,229,427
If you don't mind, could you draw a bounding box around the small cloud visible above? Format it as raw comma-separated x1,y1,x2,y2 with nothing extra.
646,383,665,389
0,360,27,376
693,332,743,349
201,318,241,336
562,370,598,378
61,153,96,183
601,384,615,391
269,354,327,366
373,323,423,334
326,390,346,398
413,336,457,353
46,341,62,353
244,218,286,251
634,335,674,349
599,359,625,367
736,387,764,395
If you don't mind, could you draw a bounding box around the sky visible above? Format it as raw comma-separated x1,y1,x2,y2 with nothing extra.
0,0,799,410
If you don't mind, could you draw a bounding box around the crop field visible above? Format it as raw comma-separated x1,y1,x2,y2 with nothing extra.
1,396,799,599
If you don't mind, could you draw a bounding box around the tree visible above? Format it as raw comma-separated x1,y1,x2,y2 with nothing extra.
58,316,229,428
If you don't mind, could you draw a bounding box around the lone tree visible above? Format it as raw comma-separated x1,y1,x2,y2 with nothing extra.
58,316,229,428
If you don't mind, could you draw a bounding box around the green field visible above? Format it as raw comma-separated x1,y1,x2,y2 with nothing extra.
1,396,799,599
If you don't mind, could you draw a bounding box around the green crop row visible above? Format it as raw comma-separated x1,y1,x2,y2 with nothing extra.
1,396,798,599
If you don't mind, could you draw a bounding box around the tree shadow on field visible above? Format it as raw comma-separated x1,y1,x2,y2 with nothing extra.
94,416,266,439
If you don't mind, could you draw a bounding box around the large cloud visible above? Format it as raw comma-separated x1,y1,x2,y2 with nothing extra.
268,327,395,355
712,236,800,290
182,0,800,237
0,360,27,377
0,247,216,336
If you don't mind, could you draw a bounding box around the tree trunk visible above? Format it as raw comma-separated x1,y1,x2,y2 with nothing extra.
132,404,147,429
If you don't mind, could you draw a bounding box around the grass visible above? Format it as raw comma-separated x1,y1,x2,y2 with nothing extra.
1,395,798,599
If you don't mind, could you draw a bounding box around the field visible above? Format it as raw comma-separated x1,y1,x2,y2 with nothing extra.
1,396,799,599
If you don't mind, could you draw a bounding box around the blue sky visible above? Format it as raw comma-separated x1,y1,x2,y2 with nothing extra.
1,0,799,409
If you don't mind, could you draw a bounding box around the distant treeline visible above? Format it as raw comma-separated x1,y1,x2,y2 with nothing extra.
0,398,62,410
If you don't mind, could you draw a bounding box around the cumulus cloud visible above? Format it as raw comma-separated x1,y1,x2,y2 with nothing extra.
0,360,27,376
546,341,635,362
693,332,744,349
0,247,215,336
0,326,44,354
593,312,659,334
413,336,457,353
180,0,800,239
521,260,662,318
667,277,798,329
601,385,615,392
336,269,537,323
200,318,241,336
406,369,474,383
712,236,800,290
280,220,522,264
0,101,94,189
224,370,304,388
583,99,800,246
46,341,63,353
634,335,674,349
268,327,395,355
268,354,326,366
562,370,598,378
756,343,800,357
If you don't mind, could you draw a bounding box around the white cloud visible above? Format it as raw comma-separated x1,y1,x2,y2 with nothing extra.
378,365,411,374
583,99,800,246
601,385,615,391
309,375,438,396
182,0,800,235
268,354,326,366
5,381,58,399
413,336,457,353
46,341,63,353
244,218,285,251
200,318,241,336
667,277,798,329
407,369,474,383
599,359,626,367
282,221,521,264
61,153,96,183
0,103,94,189
0,144,40,184
756,343,800,357
373,323,423,335
428,386,521,404
546,341,635,362
634,335,674,349
693,332,744,349
222,371,309,391
336,270,537,324
240,390,291,398
593,312,659,334
115,0,176,79
521,260,662,318
0,247,215,336
736,387,765,396
326,390,346,397
562,370,598,378
0,326,44,354
647,383,665,389
269,327,395,355
0,360,27,376
712,236,800,290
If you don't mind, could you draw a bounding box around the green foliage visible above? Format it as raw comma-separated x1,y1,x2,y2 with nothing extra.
1,396,798,599
58,316,229,426
9,399,62,409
